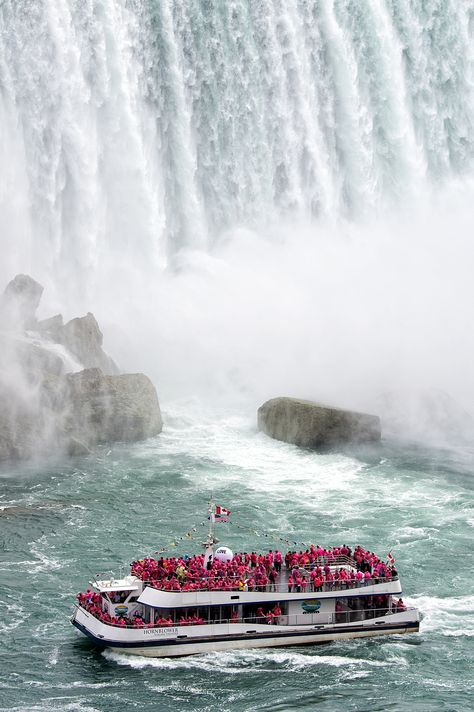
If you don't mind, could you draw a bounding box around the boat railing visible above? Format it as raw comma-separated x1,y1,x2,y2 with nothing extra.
296,555,358,568
74,603,413,630
327,606,415,625
142,574,399,594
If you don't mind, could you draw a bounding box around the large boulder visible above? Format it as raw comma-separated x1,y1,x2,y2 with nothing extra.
0,368,163,462
60,368,163,445
61,312,119,375
258,397,381,447
0,274,43,329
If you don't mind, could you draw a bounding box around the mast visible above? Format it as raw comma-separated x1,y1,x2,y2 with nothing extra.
203,495,219,568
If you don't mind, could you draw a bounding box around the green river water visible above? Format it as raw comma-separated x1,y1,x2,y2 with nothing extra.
1,404,473,712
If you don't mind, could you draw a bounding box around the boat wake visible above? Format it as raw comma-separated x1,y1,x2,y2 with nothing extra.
406,594,474,636
103,647,391,672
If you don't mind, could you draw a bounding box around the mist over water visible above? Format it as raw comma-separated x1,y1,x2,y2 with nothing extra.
1,2,474,710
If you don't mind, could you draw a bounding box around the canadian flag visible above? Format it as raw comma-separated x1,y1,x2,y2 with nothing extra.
215,505,231,522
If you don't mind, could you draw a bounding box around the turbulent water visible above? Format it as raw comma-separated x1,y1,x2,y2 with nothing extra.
1,2,474,710
1,406,474,711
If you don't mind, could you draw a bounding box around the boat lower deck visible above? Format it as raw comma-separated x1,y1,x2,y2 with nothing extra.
72,606,419,657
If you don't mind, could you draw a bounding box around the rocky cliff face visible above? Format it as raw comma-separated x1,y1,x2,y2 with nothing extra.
0,275,162,462
258,397,381,448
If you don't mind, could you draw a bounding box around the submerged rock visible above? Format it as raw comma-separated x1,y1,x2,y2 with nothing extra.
258,397,381,447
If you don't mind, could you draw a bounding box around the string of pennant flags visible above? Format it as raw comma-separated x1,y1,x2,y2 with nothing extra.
149,519,208,556
227,520,313,549
141,516,315,559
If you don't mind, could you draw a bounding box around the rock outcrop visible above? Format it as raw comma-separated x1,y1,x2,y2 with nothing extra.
0,274,44,329
258,397,381,447
0,275,162,462
0,381,42,461
0,333,65,379
37,314,64,342
61,312,119,375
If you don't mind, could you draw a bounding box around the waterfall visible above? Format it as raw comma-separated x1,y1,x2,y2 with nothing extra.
1,0,474,288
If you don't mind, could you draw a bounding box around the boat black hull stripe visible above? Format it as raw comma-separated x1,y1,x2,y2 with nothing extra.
72,619,419,649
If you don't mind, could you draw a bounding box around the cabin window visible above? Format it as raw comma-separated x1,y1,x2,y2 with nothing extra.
242,602,287,624
176,607,207,625
208,607,221,623
220,606,233,623
335,595,390,622
108,590,133,604
153,608,177,625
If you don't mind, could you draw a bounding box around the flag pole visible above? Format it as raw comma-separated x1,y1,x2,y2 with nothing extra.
207,495,215,543
203,495,218,568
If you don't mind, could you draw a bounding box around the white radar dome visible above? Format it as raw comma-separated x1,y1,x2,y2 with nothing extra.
214,547,233,563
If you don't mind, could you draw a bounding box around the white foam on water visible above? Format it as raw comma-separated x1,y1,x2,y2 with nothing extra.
0,596,28,633
8,704,101,712
394,526,440,546
103,647,389,672
48,646,59,666
244,649,390,669
407,594,474,636
33,622,66,641
140,401,364,503
146,682,208,696
28,538,70,574
384,654,409,668
340,669,372,679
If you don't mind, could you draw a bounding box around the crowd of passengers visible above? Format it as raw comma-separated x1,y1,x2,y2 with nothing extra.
76,591,207,628
76,591,150,628
76,545,400,627
128,544,398,593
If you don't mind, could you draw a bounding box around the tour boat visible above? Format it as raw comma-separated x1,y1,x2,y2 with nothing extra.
71,502,420,657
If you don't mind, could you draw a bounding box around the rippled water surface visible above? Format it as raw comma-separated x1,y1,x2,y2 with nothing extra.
1,405,473,712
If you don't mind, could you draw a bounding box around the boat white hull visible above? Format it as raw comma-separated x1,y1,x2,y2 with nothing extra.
108,625,419,657
72,606,419,658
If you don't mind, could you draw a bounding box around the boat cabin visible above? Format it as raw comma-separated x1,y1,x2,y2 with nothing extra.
92,576,144,619
119,591,396,627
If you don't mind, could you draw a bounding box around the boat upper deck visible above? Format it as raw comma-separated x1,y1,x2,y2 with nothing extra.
129,544,398,596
